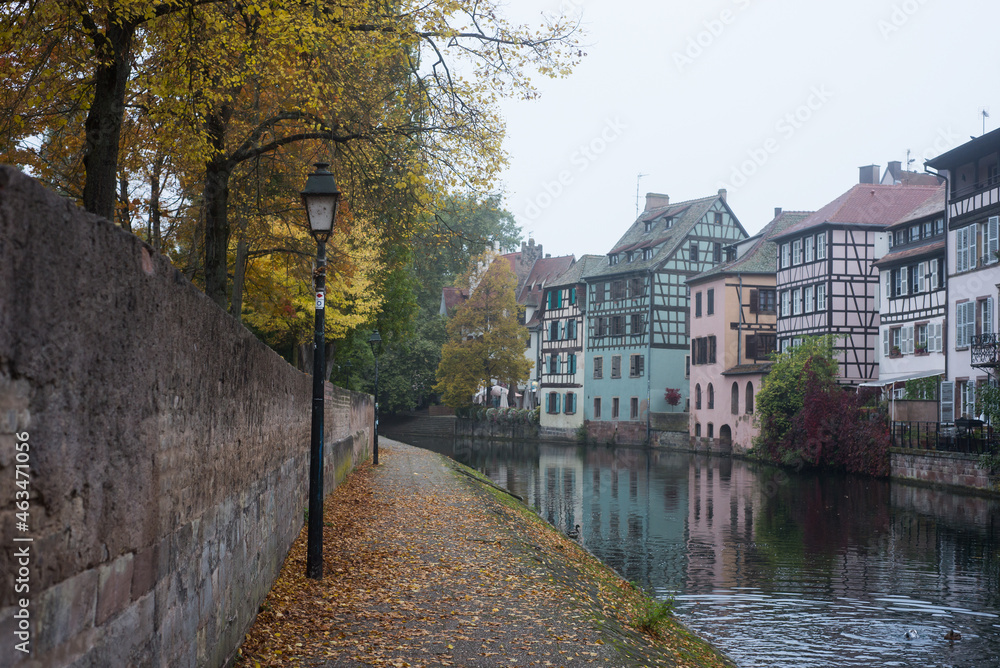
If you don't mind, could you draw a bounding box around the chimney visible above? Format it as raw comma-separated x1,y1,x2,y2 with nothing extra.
718,188,728,203
774,207,783,219
887,160,902,183
859,164,880,184
644,192,670,211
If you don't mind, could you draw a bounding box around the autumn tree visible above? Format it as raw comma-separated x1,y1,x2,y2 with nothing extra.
2,0,581,305
753,335,889,476
434,258,532,408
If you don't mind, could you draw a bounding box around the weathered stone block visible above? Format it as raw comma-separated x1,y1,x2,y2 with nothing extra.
96,553,134,625
36,569,97,654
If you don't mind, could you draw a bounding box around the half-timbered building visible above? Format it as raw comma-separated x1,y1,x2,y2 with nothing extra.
871,186,947,398
519,252,576,408
772,176,942,386
538,255,604,439
584,190,747,443
687,209,812,453
926,129,1000,421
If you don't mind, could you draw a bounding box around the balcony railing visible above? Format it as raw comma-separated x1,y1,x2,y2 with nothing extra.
891,420,994,454
951,175,1000,201
971,333,1000,367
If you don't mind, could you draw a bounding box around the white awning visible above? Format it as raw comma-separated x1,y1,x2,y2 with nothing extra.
858,369,945,387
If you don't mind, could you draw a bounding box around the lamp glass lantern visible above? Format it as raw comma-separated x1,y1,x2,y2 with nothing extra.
300,162,341,243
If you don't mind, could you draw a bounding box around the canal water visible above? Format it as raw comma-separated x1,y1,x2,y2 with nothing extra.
400,436,1000,668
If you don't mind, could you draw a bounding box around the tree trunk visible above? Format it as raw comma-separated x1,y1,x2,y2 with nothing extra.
203,107,233,309
82,20,135,220
118,176,130,231
230,236,249,321
149,157,162,251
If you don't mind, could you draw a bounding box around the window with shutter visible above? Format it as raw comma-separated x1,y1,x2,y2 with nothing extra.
709,336,717,364
983,297,994,335
957,302,975,347
918,263,926,293
971,223,978,269
746,335,758,359
884,271,891,302
568,353,577,375
749,289,759,313
989,216,1000,264
611,355,621,378
816,232,826,260
593,357,603,379
883,329,889,357
930,258,938,290
940,381,954,423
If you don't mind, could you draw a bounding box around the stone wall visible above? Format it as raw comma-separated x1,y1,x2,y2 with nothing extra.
0,167,372,667
455,418,539,441
586,420,647,446
890,448,995,493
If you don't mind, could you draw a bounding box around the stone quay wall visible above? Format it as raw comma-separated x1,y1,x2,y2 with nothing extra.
890,448,995,494
0,167,372,667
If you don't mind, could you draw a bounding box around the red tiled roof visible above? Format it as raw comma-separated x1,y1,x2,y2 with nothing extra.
518,255,575,305
441,286,468,312
874,239,945,267
776,184,942,238
888,185,946,228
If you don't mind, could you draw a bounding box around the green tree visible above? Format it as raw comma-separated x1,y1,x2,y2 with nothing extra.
754,336,839,458
434,258,532,408
754,335,889,476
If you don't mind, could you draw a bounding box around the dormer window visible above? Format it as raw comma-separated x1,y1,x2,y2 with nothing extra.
608,254,619,265
642,248,654,261
626,251,633,262
663,216,673,228
644,220,653,233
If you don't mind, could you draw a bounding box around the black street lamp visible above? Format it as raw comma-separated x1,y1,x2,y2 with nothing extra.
301,162,341,580
368,330,382,466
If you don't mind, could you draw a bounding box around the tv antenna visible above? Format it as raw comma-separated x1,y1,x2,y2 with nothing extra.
635,173,649,218
981,107,990,135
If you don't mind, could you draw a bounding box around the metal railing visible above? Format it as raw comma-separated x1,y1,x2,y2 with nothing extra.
891,420,995,454
951,175,1000,201
971,333,1000,366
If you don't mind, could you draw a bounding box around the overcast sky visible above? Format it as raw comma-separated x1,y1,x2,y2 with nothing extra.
494,0,996,259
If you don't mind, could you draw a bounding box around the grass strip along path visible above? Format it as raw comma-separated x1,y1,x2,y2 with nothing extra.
236,439,734,668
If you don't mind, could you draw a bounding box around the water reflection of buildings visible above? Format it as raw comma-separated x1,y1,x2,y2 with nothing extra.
684,456,764,592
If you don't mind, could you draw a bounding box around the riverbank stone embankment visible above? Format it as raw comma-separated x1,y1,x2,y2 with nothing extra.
236,439,734,667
